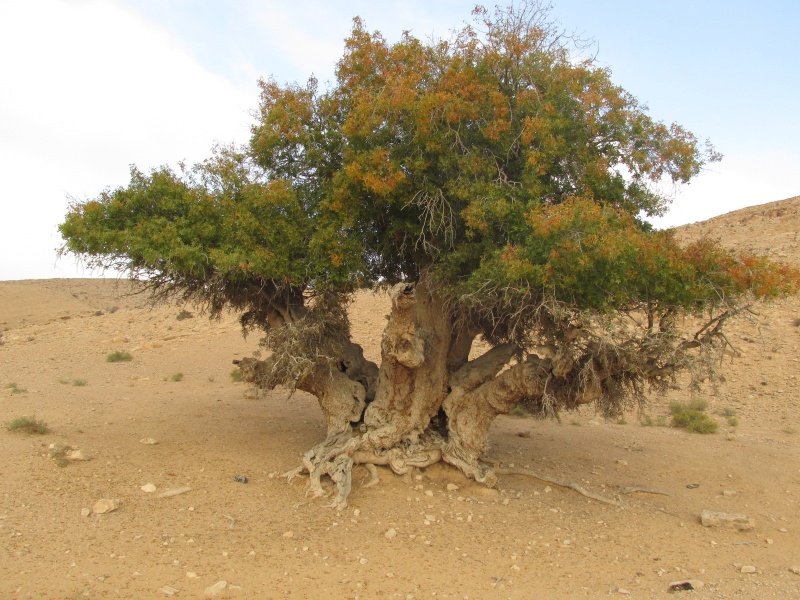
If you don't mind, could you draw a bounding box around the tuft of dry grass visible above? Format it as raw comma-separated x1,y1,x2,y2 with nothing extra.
106,350,132,363
6,415,49,435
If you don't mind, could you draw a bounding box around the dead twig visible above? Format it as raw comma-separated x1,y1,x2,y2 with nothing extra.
495,467,626,508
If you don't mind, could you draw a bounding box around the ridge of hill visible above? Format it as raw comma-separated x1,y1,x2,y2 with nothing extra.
673,194,800,265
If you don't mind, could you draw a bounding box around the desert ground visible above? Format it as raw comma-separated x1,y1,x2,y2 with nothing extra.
1,196,799,599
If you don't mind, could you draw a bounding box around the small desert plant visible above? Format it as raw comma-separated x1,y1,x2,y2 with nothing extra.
727,416,739,427
106,350,132,363
793,317,800,327
718,407,737,418
58,378,70,385
208,375,215,383
176,309,193,321
49,444,70,467
670,400,718,434
5,382,27,394
6,415,49,435
640,414,654,426
230,368,243,383
72,379,88,387
783,426,797,435
171,372,184,382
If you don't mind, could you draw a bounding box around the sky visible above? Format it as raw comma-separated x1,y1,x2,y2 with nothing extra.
1,0,798,280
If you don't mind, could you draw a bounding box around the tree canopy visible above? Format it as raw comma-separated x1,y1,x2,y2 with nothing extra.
60,2,798,508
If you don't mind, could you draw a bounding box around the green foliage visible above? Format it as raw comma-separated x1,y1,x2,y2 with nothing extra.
171,372,184,382
57,0,799,407
669,400,718,434
230,368,243,383
106,350,132,363
6,416,49,435
72,379,88,387
5,382,26,394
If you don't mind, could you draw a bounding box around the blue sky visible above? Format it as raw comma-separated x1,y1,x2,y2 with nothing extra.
1,0,798,280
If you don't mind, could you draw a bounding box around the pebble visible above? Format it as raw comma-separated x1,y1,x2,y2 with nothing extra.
722,490,737,497
446,484,459,492
384,528,398,539
618,588,630,595
141,483,157,493
139,438,158,445
93,499,120,514
789,567,800,575
204,580,227,597
740,565,757,574
186,572,198,578
424,490,434,497
158,486,192,498
282,531,294,538
66,449,90,461
160,586,179,596
359,558,368,564
700,510,755,531
353,509,360,517
80,507,91,518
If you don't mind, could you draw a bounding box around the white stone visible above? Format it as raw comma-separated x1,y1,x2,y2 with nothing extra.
80,507,91,518
139,438,158,445
160,586,179,596
66,449,90,461
384,528,398,539
740,565,757,574
186,572,198,578
141,483,157,493
446,483,459,492
92,499,120,514
204,580,228,597
282,531,294,538
700,510,755,531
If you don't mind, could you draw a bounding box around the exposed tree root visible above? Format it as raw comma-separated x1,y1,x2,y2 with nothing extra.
494,466,627,508
618,485,671,497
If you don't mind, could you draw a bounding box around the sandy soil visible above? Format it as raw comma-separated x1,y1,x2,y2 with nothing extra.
1,197,799,599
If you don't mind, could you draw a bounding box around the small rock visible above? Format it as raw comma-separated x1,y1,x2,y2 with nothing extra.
359,557,368,564
384,528,398,539
789,566,800,575
282,531,294,538
424,490,434,497
66,449,91,461
517,430,531,438
158,486,192,498
700,510,755,531
353,509,360,517
779,527,788,533
446,483,459,492
233,475,248,483
93,499,120,514
242,388,259,399
141,483,157,493
186,572,198,578
722,490,737,497
204,580,227,597
766,538,773,544
80,507,91,518
618,588,630,595
160,586,179,596
668,580,704,592
139,438,158,445
616,459,628,466
726,433,737,441
740,565,757,574
544,486,552,493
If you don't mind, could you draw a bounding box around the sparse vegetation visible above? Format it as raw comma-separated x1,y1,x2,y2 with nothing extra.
793,317,800,327
176,309,193,321
670,400,718,434
72,379,88,387
171,372,184,382
230,368,243,383
5,382,27,394
106,350,132,363
49,444,70,467
6,415,49,435
783,426,797,435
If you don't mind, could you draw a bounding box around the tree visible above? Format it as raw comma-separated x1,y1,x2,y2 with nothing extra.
60,2,798,508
